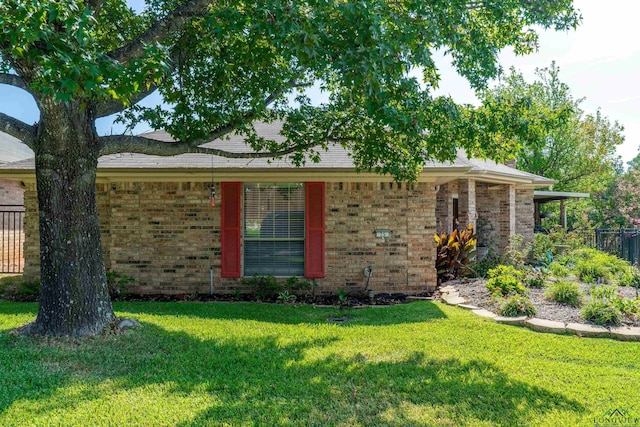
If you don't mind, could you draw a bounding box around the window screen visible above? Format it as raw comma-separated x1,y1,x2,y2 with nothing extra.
243,183,305,276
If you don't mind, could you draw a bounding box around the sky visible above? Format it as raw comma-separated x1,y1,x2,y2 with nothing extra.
1,0,639,163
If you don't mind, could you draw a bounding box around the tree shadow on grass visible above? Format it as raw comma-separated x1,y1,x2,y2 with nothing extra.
114,300,448,326
0,320,584,426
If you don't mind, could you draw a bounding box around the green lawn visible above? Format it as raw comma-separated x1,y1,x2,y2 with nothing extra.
0,302,638,426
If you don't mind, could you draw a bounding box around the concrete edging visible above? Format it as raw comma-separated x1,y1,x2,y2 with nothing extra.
450,301,640,342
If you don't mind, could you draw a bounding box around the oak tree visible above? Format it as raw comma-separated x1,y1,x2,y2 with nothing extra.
0,0,578,336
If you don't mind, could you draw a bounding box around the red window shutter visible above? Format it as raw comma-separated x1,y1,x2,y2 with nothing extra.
305,182,325,278
221,182,242,278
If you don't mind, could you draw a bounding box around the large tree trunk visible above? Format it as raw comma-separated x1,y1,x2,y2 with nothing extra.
25,101,115,337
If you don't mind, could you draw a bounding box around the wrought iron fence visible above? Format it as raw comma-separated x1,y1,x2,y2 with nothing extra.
0,205,25,274
566,228,640,266
595,228,640,266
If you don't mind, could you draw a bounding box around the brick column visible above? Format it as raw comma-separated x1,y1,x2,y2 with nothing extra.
435,183,451,233
516,189,534,245
498,184,516,251
406,183,437,293
458,179,476,230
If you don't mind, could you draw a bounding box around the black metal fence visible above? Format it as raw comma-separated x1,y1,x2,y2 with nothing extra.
0,206,25,274
569,228,640,266
595,228,640,266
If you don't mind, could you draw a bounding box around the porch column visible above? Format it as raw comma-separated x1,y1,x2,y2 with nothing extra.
458,179,476,230
560,200,567,229
435,184,452,233
499,184,516,251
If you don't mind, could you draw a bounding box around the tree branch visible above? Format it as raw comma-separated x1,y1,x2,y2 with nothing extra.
87,0,104,14
95,85,159,118
0,73,34,95
0,112,37,149
98,133,318,158
106,0,211,63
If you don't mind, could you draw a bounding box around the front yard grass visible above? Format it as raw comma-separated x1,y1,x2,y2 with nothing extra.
1,301,639,426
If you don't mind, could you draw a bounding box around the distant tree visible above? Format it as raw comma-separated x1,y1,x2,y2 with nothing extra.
479,63,623,193
0,0,579,336
627,150,640,170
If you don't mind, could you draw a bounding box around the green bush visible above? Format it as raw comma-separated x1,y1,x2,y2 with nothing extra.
488,265,524,280
574,260,610,283
106,271,135,299
571,248,636,285
532,233,553,261
241,274,282,301
589,284,617,300
470,253,500,278
524,270,547,288
501,234,532,269
499,294,537,317
548,262,571,278
544,280,583,307
581,300,623,326
617,265,640,288
486,275,525,297
614,297,639,316
0,276,40,301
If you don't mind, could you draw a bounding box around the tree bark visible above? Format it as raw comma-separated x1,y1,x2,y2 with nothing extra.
24,100,115,337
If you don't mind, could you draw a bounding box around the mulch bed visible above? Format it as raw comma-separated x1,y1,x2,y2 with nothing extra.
449,278,640,327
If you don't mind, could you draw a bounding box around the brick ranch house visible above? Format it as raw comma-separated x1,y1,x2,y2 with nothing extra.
0,122,553,295
0,132,33,208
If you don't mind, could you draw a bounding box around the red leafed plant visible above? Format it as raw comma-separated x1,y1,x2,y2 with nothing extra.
435,225,477,284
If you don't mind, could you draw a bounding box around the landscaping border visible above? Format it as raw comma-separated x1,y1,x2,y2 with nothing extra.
441,286,640,341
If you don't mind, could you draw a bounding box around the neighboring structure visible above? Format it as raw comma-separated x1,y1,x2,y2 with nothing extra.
533,191,590,230
0,122,553,295
0,132,33,208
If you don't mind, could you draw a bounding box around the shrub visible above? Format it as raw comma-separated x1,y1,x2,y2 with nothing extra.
524,270,547,288
501,234,532,269
581,300,623,326
589,284,617,300
469,253,500,278
548,262,571,278
277,290,297,304
532,233,553,262
0,276,40,302
486,275,525,297
435,225,477,282
544,280,583,307
617,265,640,288
571,248,637,285
241,274,282,301
499,294,537,317
487,265,524,280
614,297,639,316
106,271,135,299
574,260,610,283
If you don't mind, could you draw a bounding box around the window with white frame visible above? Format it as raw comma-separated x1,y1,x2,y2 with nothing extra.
243,183,305,276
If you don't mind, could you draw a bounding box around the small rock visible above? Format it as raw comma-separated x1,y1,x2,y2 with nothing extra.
117,318,142,330
442,296,467,305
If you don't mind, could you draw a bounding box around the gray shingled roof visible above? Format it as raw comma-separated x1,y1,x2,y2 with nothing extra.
0,132,34,163
0,121,554,186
